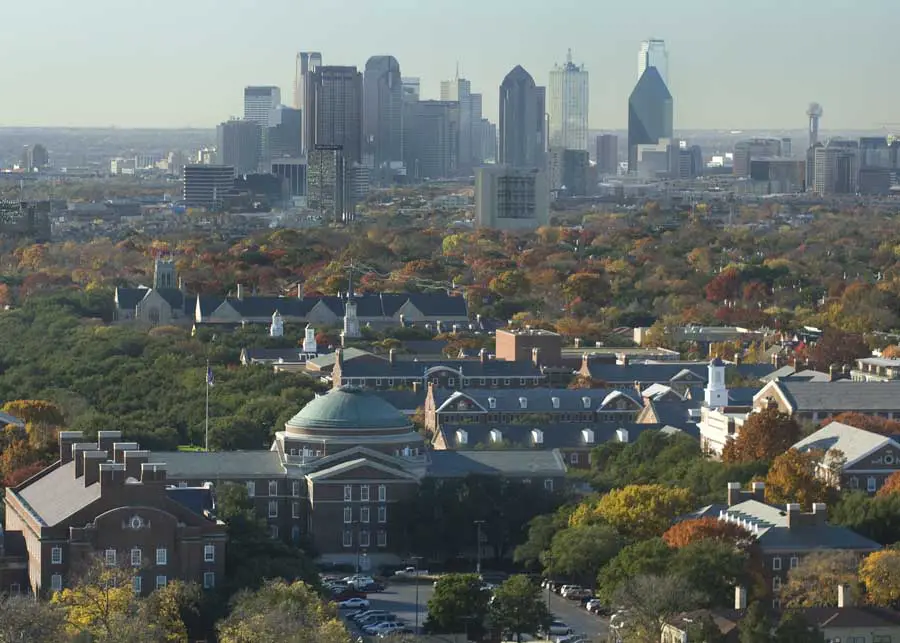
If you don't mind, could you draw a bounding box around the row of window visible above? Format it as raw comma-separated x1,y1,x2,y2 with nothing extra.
49,573,216,593
51,544,215,566
343,485,388,502
247,480,304,497
848,476,881,492
343,530,388,548
440,412,601,423
771,556,798,571
267,501,304,519
344,506,387,523
343,377,542,388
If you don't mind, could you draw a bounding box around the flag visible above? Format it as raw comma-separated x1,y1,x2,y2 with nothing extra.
206,366,215,388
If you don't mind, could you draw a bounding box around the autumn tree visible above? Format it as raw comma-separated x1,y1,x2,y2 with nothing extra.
570,484,695,540
859,550,900,607
765,449,836,506
0,593,65,642
662,517,751,549
781,550,861,608
1,399,65,449
706,268,743,303
806,328,870,372
823,412,900,436
878,471,900,497
722,407,801,463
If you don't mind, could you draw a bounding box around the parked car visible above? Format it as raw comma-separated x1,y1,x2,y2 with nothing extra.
541,620,574,636
358,613,398,628
333,589,367,601
566,588,593,601
352,610,389,623
366,621,407,635
559,585,583,598
338,597,370,609
394,566,429,577
361,581,386,592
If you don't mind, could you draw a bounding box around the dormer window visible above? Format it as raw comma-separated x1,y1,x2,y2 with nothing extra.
582,397,591,409
582,428,595,444
531,429,544,445
456,429,468,446
488,397,496,409
551,397,560,409
519,397,528,409
490,429,503,443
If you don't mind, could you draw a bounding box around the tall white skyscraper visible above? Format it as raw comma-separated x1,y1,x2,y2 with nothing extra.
243,86,281,170
548,49,589,151
295,52,322,153
638,39,669,87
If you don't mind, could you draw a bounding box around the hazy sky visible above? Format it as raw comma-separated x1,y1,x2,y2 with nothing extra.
1,0,897,130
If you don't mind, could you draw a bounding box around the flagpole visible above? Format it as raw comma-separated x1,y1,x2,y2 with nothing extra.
205,359,210,452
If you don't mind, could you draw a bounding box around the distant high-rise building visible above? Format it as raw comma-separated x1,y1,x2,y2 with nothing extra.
183,165,235,209
475,165,550,230
363,56,404,172
244,86,281,169
561,149,590,195
403,100,459,180
307,145,346,222
811,139,859,195
294,52,323,154
21,144,49,171
627,66,673,173
596,134,618,175
267,106,303,160
858,136,894,195
750,158,806,194
732,138,783,177
271,158,307,200
499,66,546,168
807,102,823,150
477,119,498,163
441,75,485,173
638,39,669,87
216,119,261,176
781,138,793,158
401,77,421,104
548,50,589,151
308,66,363,165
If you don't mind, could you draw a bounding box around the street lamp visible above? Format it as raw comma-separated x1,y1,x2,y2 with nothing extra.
473,520,485,575
410,555,423,633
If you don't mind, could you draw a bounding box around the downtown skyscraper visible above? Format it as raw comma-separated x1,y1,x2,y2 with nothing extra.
499,66,546,168
307,66,363,165
548,50,589,151
363,56,404,171
243,86,281,170
441,75,484,174
627,66,673,173
638,39,669,87
294,52,322,153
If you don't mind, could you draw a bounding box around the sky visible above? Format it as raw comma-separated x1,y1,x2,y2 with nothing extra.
1,0,898,130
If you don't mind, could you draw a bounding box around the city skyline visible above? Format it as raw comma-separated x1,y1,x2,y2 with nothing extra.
0,0,897,130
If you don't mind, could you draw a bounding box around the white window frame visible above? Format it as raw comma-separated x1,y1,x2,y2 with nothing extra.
360,507,370,524
131,548,142,567
868,477,878,492
772,577,782,591
344,506,353,523
520,378,527,386
789,557,799,569
504,378,511,385
246,480,256,497
378,506,387,523
292,480,300,497
105,548,117,566
50,574,62,592
268,500,278,518
544,479,554,491
270,525,279,539
156,548,167,566
377,530,387,547
269,480,278,496
156,575,167,590
133,576,142,594
360,485,370,502
9,583,19,594
376,378,382,386
292,502,300,519
772,556,782,571
204,544,215,563
203,572,215,589
343,530,353,548
344,485,353,501
570,452,579,465
360,530,370,548
378,485,387,502
51,547,62,565
448,378,455,387
388,378,394,386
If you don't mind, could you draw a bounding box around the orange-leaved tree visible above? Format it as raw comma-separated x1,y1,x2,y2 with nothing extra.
722,406,801,463
821,412,900,436
859,550,900,607
662,517,752,549
878,471,900,497
764,448,837,506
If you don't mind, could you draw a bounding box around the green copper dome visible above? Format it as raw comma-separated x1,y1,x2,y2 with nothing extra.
286,386,411,432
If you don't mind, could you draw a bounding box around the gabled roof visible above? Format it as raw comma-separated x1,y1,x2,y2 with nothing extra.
438,422,667,450
306,457,418,481
369,389,427,412
154,288,194,311
14,461,101,526
115,286,148,311
792,421,899,468
241,348,308,364
763,381,900,412
427,449,566,478
306,348,382,370
151,451,285,479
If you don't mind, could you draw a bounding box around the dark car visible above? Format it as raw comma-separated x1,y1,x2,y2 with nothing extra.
361,581,386,592
333,589,367,601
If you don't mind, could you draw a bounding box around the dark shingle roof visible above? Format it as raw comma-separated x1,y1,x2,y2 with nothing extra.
369,390,427,412
15,462,102,526
427,449,567,478
434,388,642,413
151,451,285,479
115,287,147,310
585,362,774,384
338,360,543,379
242,348,307,363
438,422,664,450
155,288,194,311
166,486,215,515
774,381,900,412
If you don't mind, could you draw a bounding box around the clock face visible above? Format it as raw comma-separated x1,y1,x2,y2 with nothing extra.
130,516,143,530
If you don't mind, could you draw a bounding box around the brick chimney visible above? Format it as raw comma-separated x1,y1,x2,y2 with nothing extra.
786,503,802,528
124,450,150,480
99,462,126,491
480,348,487,364
59,431,84,464
140,462,167,484
83,450,108,487
72,443,97,478
735,586,748,610
532,348,541,367
97,431,123,457
751,481,766,502
727,482,743,506
236,283,244,300
389,348,396,366
812,502,827,525
112,442,139,464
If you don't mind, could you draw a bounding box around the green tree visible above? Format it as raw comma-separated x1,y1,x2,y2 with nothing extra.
544,523,623,587
684,614,727,643
141,580,205,643
0,594,66,642
773,611,825,643
738,602,774,643
513,508,571,570
830,491,900,545
669,540,752,608
596,538,674,604
612,574,704,643
781,550,861,608
216,580,348,643
425,573,490,639
489,575,551,643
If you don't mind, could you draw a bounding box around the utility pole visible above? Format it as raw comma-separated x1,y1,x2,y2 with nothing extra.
411,555,423,633
473,520,485,575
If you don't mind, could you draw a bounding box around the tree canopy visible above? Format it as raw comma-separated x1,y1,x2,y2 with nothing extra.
723,407,801,464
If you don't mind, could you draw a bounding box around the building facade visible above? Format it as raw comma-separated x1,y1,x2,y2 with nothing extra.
182,165,235,209
627,66,673,173
499,66,546,169
404,101,459,180
475,165,550,230
308,66,363,166
363,56,404,172
307,145,346,222
596,134,618,175
441,77,484,175
548,50,589,152
638,39,668,86
216,119,261,176
732,138,783,177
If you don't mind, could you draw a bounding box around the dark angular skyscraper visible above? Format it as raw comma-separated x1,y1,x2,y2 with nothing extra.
308,66,363,165
363,56,404,171
627,66,673,173
499,66,546,168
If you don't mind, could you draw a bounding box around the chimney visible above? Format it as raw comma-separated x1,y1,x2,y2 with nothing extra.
83,450,108,487
141,462,167,484
112,442,139,464
97,430,123,457
616,353,629,366
734,586,748,610
236,283,244,300
812,502,827,525
178,276,184,292
72,443,96,478
734,352,742,366
59,431,84,464
829,364,836,380
99,462,125,490
727,482,743,506
389,348,396,365
399,314,406,326
837,584,853,608
786,503,802,528
751,481,766,502
581,353,590,372
124,450,150,480
574,337,581,348
297,283,303,299
480,348,487,364
772,353,781,368
532,347,541,367
412,381,420,393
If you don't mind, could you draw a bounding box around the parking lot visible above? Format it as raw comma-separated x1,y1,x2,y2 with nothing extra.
336,578,610,642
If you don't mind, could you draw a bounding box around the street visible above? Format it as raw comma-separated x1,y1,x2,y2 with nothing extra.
347,580,609,642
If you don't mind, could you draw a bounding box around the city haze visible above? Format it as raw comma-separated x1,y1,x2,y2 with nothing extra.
1,0,897,130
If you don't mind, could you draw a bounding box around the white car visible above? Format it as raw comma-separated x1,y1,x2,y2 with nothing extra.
545,620,574,636
366,622,407,635
338,597,370,609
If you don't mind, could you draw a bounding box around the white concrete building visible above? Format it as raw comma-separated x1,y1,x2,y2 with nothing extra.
548,50,589,152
